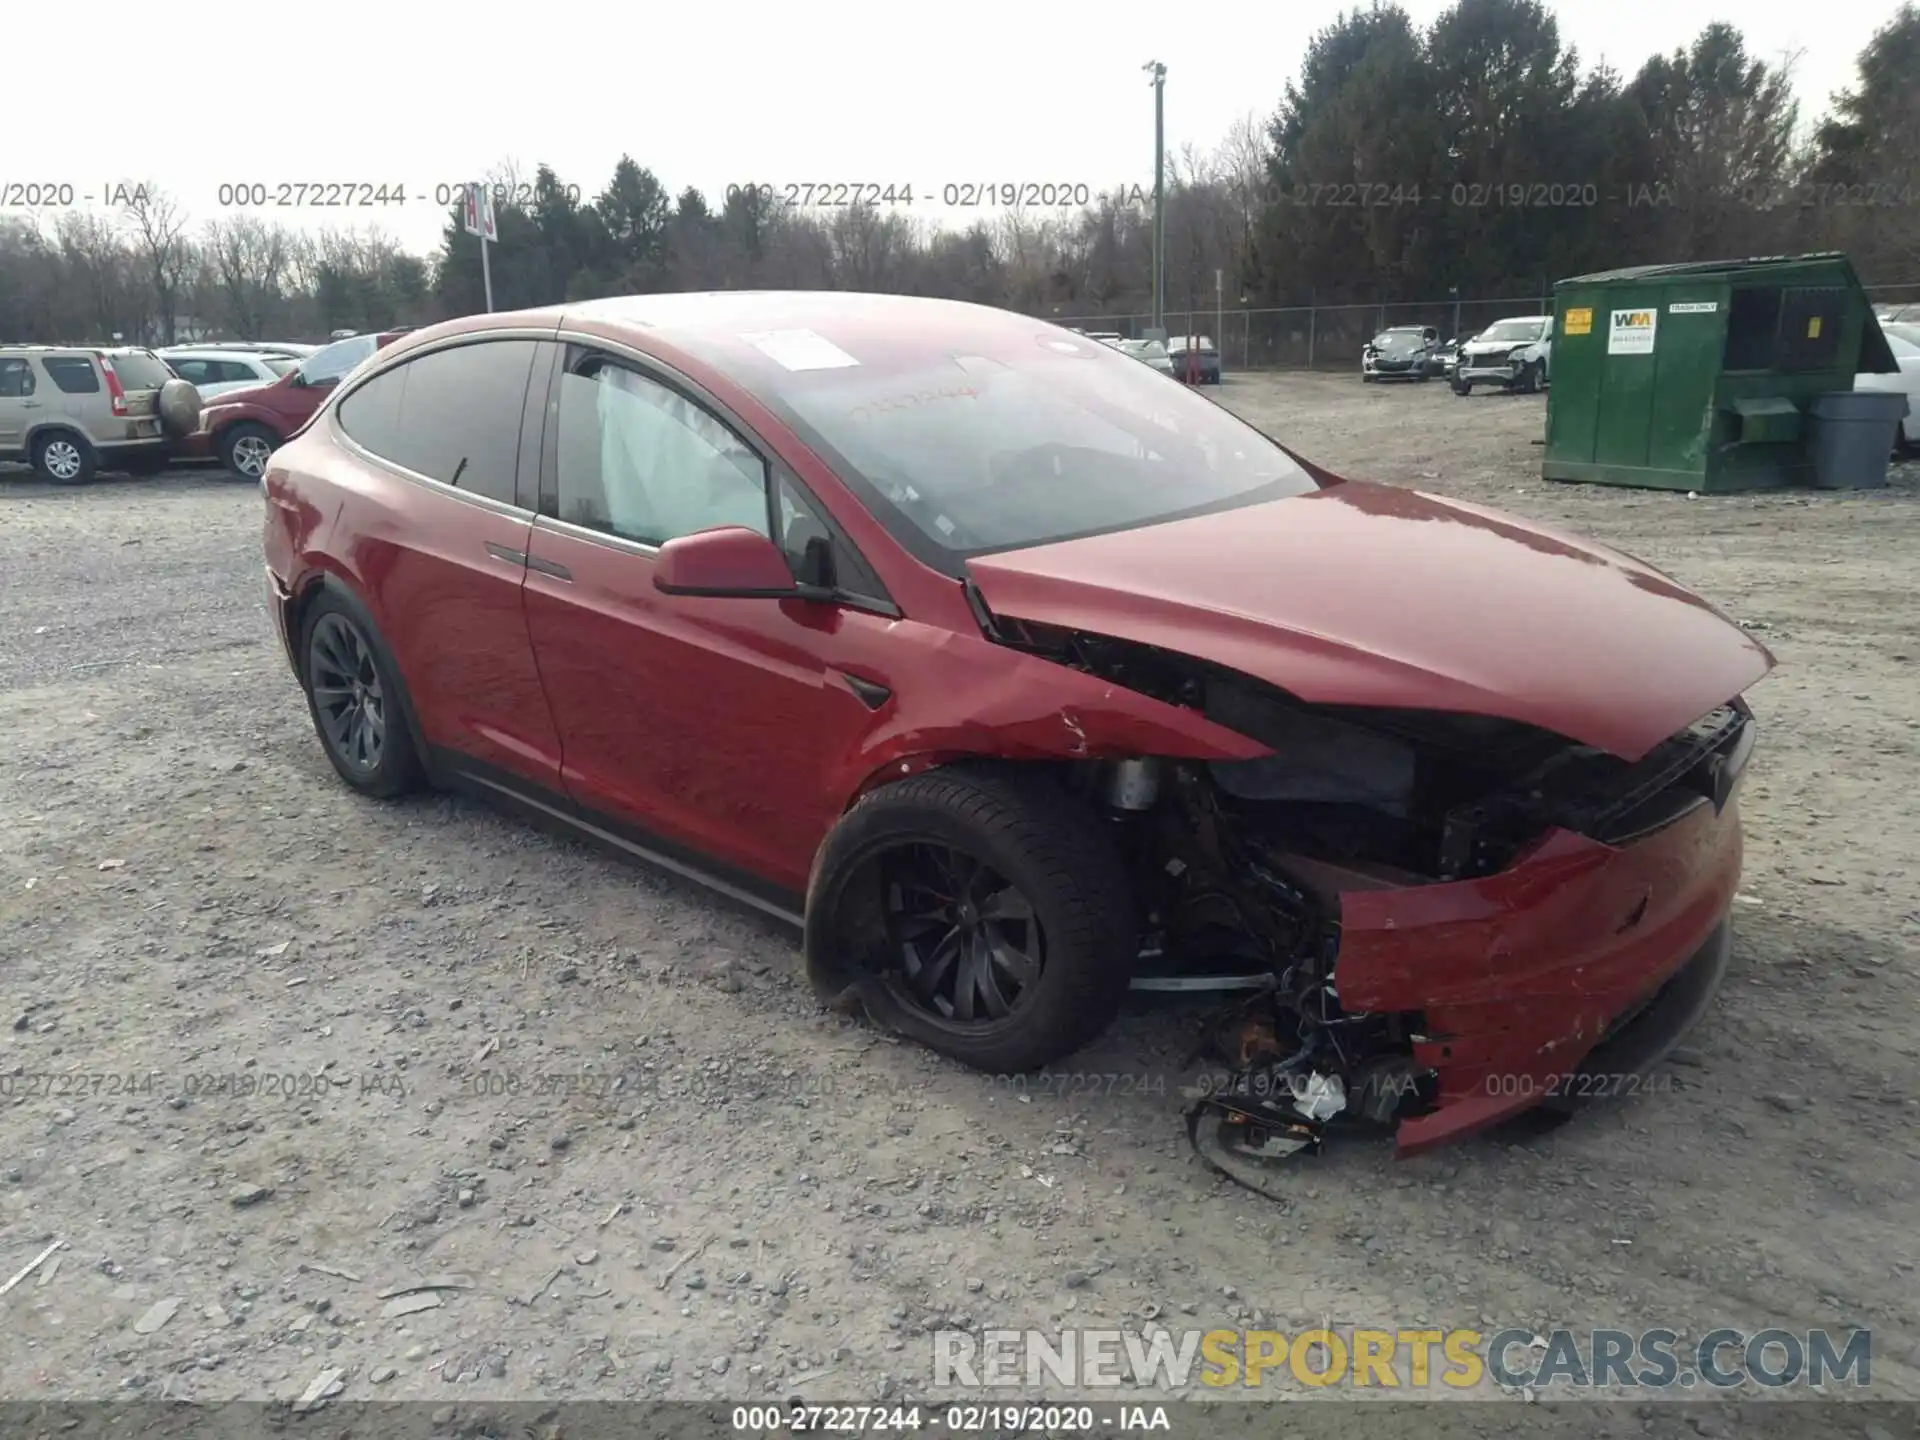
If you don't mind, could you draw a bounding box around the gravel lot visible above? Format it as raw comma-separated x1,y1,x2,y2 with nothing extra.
2,375,1916,1430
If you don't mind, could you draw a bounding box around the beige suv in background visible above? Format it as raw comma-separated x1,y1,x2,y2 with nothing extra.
0,346,200,484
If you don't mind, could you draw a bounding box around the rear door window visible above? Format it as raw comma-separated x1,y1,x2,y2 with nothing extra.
335,339,539,507
42,357,101,394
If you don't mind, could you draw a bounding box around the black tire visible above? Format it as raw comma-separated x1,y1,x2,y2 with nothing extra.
1362,373,1376,384
298,591,423,799
1452,381,1472,397
804,764,1136,1073
219,421,279,481
32,431,95,485
1518,361,1542,395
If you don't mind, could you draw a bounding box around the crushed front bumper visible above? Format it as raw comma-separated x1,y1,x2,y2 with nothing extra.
1457,356,1527,385
1331,790,1744,1153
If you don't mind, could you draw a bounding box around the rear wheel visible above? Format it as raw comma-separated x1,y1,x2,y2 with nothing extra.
806,765,1136,1073
220,422,279,481
299,594,422,798
33,432,95,485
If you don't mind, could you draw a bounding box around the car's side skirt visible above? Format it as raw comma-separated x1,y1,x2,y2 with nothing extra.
426,748,1275,994
428,747,808,927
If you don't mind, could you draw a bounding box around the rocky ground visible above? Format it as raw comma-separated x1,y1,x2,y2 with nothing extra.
1,375,1916,1437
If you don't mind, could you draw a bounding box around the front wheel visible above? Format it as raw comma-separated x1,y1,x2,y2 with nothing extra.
805,765,1136,1073
220,422,279,481
299,594,422,798
1452,380,1472,397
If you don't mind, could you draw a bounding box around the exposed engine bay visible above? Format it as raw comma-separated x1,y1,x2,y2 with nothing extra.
986,612,1755,1195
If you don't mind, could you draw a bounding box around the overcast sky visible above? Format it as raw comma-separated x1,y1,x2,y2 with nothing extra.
7,0,1893,255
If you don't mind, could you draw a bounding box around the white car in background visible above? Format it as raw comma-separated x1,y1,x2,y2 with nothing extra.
1855,321,1920,449
158,347,299,399
1452,316,1551,395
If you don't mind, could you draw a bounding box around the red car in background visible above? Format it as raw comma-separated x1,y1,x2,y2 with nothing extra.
190,329,409,478
259,291,1771,1161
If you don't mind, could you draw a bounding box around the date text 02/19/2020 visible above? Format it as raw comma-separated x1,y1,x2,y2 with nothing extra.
723,182,1149,209
729,1404,1171,1432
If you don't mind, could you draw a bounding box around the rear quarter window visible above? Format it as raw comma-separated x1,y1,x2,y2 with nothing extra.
41,357,101,394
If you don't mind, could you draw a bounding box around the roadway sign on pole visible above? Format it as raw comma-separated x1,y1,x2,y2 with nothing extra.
463,183,496,312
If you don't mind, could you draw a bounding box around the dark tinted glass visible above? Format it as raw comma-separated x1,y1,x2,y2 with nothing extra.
43,357,101,394
341,339,537,506
335,364,407,457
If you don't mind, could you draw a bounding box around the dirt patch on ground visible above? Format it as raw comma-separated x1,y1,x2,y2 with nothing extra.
1,376,1916,1425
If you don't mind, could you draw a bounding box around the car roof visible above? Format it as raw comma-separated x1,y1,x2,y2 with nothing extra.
159,347,272,360
397,292,1125,383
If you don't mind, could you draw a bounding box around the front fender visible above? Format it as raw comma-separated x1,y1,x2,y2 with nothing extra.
832,629,1271,807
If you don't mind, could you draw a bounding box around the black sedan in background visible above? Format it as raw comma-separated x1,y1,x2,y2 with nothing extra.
1362,326,1440,381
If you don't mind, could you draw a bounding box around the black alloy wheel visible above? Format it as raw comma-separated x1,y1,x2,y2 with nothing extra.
308,611,388,775
882,842,1044,1026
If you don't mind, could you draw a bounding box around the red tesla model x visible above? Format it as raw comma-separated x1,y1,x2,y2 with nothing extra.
261,291,1772,1153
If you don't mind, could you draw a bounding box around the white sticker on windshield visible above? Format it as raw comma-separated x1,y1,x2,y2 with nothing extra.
740,329,860,371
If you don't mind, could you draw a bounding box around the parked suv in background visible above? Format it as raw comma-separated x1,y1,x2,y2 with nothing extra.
0,346,201,483
187,329,408,479
1453,316,1552,395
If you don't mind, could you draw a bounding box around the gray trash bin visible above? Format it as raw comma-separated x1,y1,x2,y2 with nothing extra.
1805,390,1910,489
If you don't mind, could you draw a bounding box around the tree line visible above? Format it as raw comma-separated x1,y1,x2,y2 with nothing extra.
2,0,1914,348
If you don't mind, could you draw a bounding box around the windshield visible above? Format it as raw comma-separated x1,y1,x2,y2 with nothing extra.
1372,330,1427,352
1479,320,1546,344
300,334,377,385
1884,330,1919,359
760,345,1315,568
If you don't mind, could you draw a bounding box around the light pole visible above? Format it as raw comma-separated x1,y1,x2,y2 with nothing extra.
1144,61,1166,336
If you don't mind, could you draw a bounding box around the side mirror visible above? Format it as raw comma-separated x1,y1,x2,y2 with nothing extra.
654,526,807,599
289,371,309,388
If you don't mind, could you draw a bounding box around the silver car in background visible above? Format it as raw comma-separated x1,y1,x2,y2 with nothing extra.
1111,337,1176,376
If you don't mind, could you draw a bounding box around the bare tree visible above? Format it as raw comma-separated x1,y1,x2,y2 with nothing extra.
122,184,195,344
205,217,291,339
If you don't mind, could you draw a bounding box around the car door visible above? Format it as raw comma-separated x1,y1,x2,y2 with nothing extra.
0,356,38,453
520,341,900,900
327,335,565,788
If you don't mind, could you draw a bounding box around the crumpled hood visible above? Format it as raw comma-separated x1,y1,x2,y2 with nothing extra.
965,480,1774,761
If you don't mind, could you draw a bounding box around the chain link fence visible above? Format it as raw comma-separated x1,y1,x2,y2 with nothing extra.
1048,282,1920,371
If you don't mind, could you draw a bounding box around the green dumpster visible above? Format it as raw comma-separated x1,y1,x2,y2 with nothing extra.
1542,253,1903,492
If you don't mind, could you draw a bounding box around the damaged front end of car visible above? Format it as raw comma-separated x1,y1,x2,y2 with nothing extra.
983,611,1757,1184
